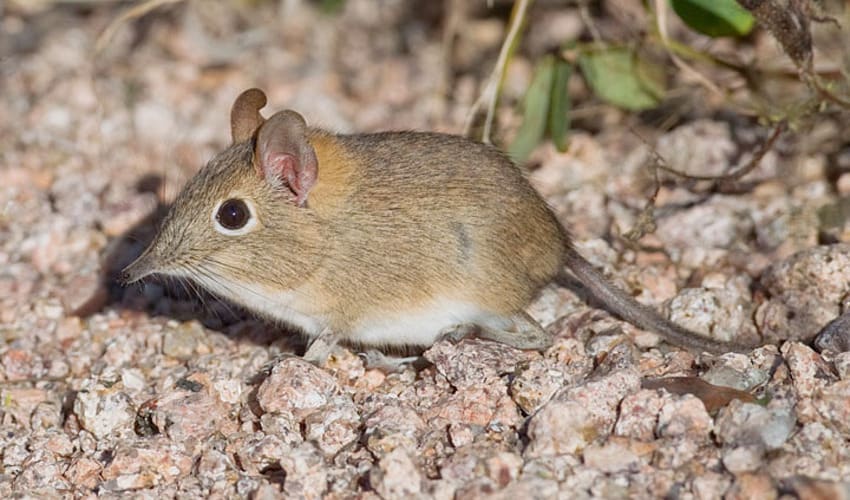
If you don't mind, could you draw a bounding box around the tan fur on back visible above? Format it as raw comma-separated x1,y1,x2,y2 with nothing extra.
301,131,567,335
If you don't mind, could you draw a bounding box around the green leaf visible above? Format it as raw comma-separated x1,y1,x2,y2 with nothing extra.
578,47,664,111
670,0,755,38
548,58,572,152
320,0,346,14
509,55,555,163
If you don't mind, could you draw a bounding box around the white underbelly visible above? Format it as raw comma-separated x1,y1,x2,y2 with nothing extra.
350,299,498,346
191,274,499,347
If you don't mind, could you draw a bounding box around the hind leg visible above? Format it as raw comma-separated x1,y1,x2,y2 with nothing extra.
359,350,429,372
477,311,553,350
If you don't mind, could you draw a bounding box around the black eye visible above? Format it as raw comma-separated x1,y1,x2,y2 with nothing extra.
216,199,250,230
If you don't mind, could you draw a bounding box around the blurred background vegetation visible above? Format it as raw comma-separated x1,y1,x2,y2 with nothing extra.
5,0,850,165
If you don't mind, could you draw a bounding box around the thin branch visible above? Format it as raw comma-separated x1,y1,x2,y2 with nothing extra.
650,120,786,183
653,0,724,98
95,0,186,54
463,0,534,143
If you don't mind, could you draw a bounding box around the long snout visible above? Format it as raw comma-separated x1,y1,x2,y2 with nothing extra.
119,249,158,285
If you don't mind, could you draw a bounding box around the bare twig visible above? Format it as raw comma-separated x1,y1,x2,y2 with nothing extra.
95,0,186,54
463,0,534,143
653,0,724,98
650,120,786,183
622,120,785,243
577,0,602,43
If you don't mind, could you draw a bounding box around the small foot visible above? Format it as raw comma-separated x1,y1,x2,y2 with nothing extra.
359,350,426,372
303,327,342,366
436,324,479,343
477,311,553,351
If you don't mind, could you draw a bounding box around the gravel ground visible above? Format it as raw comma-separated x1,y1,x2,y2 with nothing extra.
3,1,850,498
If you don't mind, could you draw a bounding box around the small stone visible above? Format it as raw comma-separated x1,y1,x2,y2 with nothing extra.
834,352,850,380
162,322,204,360
120,368,146,393
526,400,598,456
151,378,234,443
510,360,569,415
13,456,70,493
55,316,84,341
656,395,712,439
484,451,523,487
364,403,426,458
2,437,29,471
41,430,74,457
100,439,192,491
702,354,768,391
656,197,754,252
815,310,850,353
715,400,796,451
432,383,521,436
2,349,36,381
64,456,102,490
757,244,850,343
722,444,764,473
303,395,361,456
652,437,700,470
73,383,135,439
813,379,850,437
582,437,652,473
614,389,666,441
527,368,641,456
279,442,327,499
100,472,156,492
424,338,533,389
448,423,476,448
725,473,778,500
259,412,303,448
655,120,737,178
251,482,283,500
212,378,243,405
510,339,593,414
783,476,850,499
371,448,422,498
691,471,733,500
195,448,236,483
256,357,338,420
232,433,293,475
782,342,835,397
563,368,642,430
2,387,49,426
666,286,753,344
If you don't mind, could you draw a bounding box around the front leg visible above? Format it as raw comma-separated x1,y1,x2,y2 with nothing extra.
303,327,343,365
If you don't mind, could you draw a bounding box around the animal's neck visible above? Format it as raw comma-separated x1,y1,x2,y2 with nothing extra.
305,130,360,218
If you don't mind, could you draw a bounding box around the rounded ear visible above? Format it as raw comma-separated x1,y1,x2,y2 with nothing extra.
230,88,267,143
254,110,318,207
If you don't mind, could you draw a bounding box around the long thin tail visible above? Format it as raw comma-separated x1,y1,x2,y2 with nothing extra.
561,245,753,354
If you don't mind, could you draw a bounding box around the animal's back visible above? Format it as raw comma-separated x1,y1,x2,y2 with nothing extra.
312,131,566,338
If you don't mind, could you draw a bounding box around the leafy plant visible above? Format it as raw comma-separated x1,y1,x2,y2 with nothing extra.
578,47,664,112
670,0,755,37
509,55,571,161
500,0,840,163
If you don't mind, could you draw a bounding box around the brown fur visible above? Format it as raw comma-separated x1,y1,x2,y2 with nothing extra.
122,88,753,355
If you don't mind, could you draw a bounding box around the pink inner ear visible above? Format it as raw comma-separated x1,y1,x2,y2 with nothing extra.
262,151,312,206
254,110,318,206
263,151,297,193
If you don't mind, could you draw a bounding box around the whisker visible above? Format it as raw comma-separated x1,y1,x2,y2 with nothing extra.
202,256,316,303
185,263,241,322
